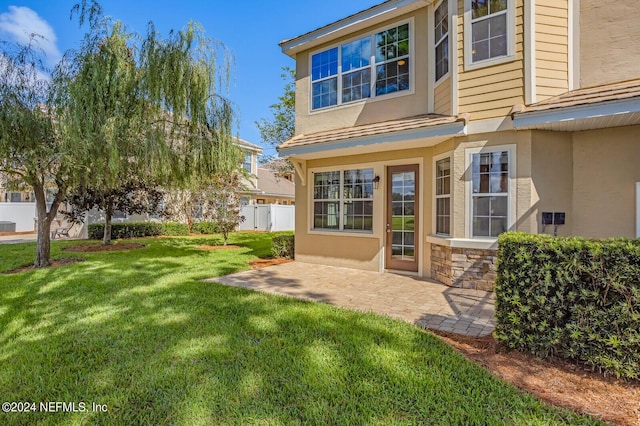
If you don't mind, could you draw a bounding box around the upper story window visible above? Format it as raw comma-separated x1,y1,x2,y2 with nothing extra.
242,152,252,173
310,22,411,111
434,0,449,81
471,0,508,63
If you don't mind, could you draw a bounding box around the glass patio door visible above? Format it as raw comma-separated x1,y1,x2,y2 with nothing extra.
386,165,419,272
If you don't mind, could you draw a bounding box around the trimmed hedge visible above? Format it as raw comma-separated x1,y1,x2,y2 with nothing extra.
272,235,294,259
88,222,162,240
161,222,189,236
89,221,224,239
191,222,219,235
495,232,640,379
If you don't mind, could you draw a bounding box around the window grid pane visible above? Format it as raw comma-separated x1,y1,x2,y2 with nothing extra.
471,150,509,238
375,23,410,96
311,23,411,110
313,169,374,231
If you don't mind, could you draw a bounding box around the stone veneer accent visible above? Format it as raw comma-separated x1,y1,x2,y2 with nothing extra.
431,244,497,291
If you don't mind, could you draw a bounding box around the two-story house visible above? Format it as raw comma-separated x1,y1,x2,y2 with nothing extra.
277,0,640,289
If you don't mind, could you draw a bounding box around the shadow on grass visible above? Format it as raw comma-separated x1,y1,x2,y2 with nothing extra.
0,233,600,425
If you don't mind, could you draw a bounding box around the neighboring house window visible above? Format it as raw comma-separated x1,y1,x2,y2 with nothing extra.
470,0,508,63
434,0,449,81
240,197,249,206
10,192,21,202
112,210,127,220
310,21,411,110
257,199,265,204
242,153,252,173
313,168,374,231
471,150,509,237
435,157,451,235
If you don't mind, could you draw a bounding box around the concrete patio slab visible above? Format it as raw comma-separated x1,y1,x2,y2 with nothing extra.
206,261,495,337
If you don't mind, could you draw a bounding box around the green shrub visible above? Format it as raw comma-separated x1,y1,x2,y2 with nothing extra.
191,222,219,235
271,235,294,259
88,222,162,240
161,222,189,236
495,232,640,379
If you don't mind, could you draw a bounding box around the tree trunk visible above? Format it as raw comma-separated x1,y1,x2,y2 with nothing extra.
32,182,63,268
35,199,51,267
103,204,113,245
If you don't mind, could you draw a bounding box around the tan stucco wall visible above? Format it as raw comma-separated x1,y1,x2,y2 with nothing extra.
572,125,640,238
294,9,430,136
535,0,569,100
294,147,433,274
457,0,525,121
530,131,573,236
580,0,640,88
451,131,535,238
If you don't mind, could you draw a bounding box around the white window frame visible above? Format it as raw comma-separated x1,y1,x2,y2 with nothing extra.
242,152,253,174
463,0,516,71
434,0,450,83
308,18,415,113
464,144,517,239
433,152,452,236
310,168,375,233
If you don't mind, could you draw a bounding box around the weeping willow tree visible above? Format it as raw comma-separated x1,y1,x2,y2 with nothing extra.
0,1,239,267
57,1,239,245
0,41,72,267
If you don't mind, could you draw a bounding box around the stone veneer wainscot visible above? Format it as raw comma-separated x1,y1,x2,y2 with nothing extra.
431,244,497,291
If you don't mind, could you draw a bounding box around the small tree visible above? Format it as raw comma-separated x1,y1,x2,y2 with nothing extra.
163,170,245,242
209,172,245,245
63,180,165,243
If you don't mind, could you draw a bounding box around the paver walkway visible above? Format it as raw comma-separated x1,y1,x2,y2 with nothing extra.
208,261,495,337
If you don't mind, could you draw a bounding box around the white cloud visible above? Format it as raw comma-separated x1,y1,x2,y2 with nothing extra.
0,6,61,66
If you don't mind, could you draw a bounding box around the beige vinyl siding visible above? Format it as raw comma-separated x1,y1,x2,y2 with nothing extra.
535,0,568,100
457,0,525,121
434,77,451,115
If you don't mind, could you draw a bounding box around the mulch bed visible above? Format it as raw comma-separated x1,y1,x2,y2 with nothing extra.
248,257,293,269
63,243,146,252
433,331,640,426
4,258,85,274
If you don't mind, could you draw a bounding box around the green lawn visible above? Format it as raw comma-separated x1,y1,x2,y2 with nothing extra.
0,233,601,425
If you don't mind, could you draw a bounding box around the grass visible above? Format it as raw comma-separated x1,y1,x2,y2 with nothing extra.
0,232,602,425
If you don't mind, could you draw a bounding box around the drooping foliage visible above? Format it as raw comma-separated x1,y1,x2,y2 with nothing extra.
56,1,240,244
0,40,71,266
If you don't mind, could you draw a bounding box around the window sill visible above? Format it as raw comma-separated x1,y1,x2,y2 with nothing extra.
308,229,378,238
463,54,516,72
308,87,416,115
426,235,498,250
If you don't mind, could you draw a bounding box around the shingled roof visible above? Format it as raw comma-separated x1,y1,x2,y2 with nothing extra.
278,114,462,151
520,78,640,113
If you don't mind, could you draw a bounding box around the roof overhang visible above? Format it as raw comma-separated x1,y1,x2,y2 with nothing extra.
278,120,466,160
512,97,640,131
279,0,430,58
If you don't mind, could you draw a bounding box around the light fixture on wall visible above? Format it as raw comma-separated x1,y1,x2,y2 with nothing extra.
373,175,380,189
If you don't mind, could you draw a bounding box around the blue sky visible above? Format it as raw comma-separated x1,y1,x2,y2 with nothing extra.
0,0,378,157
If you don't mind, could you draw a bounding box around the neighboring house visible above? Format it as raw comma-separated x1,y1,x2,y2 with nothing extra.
277,0,640,290
238,141,296,205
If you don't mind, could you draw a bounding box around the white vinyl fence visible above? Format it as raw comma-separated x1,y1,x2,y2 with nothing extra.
0,202,37,232
238,204,295,232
